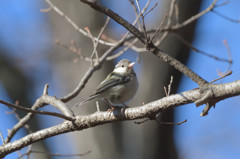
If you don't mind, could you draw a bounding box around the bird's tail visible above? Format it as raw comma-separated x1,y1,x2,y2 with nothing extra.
75,94,99,107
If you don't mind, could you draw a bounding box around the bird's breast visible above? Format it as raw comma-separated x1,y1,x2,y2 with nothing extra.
106,76,138,104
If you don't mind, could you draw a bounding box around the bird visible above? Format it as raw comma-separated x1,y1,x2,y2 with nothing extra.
76,59,138,111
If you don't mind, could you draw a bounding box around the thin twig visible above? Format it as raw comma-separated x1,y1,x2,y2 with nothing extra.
223,39,233,64
166,0,176,27
129,0,152,31
17,150,91,159
102,0,152,55
0,100,75,121
174,3,179,24
91,16,110,65
210,71,232,84
129,0,142,31
157,119,187,125
107,38,139,60
97,17,110,44
134,119,149,124
135,0,149,41
96,101,100,112
151,14,168,43
164,87,168,97
55,40,90,62
221,39,233,74
174,33,231,63
154,0,176,45
164,76,174,97
43,84,49,95
164,0,218,31
143,2,158,17
6,108,33,134
0,130,5,144
84,27,98,66
167,76,173,96
44,0,115,46
214,0,228,7
212,10,240,23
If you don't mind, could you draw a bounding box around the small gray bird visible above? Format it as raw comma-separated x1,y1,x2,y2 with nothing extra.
77,59,138,110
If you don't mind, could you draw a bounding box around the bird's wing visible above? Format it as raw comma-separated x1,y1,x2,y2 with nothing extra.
76,93,100,106
76,73,130,107
95,72,131,95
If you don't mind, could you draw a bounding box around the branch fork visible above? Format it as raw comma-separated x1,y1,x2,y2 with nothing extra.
194,84,217,116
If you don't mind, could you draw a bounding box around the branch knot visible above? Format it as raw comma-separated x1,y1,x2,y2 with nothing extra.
194,84,217,116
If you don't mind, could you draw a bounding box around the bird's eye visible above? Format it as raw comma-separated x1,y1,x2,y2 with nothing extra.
121,65,124,67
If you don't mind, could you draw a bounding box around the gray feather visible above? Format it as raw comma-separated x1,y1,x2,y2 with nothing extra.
75,94,99,107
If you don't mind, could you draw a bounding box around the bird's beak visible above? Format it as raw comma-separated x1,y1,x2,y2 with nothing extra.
128,62,135,68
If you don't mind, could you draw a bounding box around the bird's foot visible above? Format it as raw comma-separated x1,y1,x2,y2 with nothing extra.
121,105,128,114
107,106,115,112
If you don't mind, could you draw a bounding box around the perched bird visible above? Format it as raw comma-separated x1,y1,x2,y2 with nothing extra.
77,59,138,110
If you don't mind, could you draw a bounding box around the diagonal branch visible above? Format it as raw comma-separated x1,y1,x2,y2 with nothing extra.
43,0,115,46
79,0,208,86
5,85,75,143
0,99,75,121
60,35,129,102
164,0,218,31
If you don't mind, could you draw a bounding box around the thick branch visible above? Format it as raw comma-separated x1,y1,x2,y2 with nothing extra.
5,94,74,143
1,80,240,157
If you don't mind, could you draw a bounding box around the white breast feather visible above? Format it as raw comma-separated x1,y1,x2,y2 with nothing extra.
113,67,127,74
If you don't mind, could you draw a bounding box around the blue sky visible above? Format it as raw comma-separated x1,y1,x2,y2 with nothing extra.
0,0,240,159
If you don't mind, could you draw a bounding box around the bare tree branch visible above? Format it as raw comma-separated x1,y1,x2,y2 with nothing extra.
0,99,75,121
174,33,231,63
0,131,4,145
60,35,130,102
156,119,187,125
164,0,218,31
17,150,91,159
1,80,240,157
5,85,75,143
154,0,176,45
210,71,232,84
43,0,115,46
212,9,240,23
79,0,208,87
